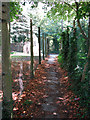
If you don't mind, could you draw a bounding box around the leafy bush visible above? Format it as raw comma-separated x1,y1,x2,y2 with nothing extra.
58,20,89,118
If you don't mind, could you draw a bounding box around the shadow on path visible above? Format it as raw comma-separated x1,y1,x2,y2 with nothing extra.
41,54,69,118
12,54,77,119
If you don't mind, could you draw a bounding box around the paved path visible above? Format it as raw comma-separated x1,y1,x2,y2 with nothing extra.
41,54,68,119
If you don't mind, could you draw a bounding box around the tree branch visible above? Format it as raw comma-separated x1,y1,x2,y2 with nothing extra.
81,46,90,82
81,62,88,82
64,2,76,12
77,19,88,40
75,2,88,40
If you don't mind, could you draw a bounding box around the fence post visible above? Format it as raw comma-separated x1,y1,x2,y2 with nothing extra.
30,19,34,78
38,27,41,64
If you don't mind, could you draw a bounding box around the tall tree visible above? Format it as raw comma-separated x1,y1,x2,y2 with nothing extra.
47,1,90,80
1,2,22,119
74,2,90,82
47,1,90,117
2,2,12,119
38,27,41,64
42,33,45,60
30,19,34,78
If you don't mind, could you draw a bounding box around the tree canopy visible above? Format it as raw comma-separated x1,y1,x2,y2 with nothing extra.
10,2,23,22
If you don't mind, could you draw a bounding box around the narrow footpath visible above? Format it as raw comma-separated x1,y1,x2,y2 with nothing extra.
41,54,69,118
13,54,79,119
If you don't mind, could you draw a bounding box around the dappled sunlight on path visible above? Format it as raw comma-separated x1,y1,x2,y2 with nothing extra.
12,54,80,119
41,54,69,118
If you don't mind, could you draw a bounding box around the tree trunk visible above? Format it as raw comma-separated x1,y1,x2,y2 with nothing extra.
47,38,49,56
0,2,2,120
75,2,88,40
81,16,90,82
30,19,34,78
81,62,88,82
75,2,89,83
66,26,69,59
88,16,90,79
46,37,48,57
45,34,47,57
77,19,88,40
2,2,12,119
61,19,63,31
87,16,90,118
42,33,45,60
38,27,41,64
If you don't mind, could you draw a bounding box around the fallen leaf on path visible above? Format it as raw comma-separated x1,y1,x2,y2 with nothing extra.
43,95,48,98
56,101,61,104
13,107,19,111
58,97,64,100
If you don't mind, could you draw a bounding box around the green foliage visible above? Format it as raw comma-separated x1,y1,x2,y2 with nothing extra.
47,2,75,21
11,51,14,54
49,36,59,53
23,100,33,106
12,35,17,42
76,2,90,19
10,2,23,22
58,54,64,68
12,35,26,43
68,37,77,74
47,1,89,21
58,54,62,63
58,18,89,118
46,1,89,118
9,1,89,118
18,35,26,43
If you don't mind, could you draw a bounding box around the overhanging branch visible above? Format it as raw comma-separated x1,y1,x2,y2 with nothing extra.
64,2,76,12
77,19,88,40
75,2,88,40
